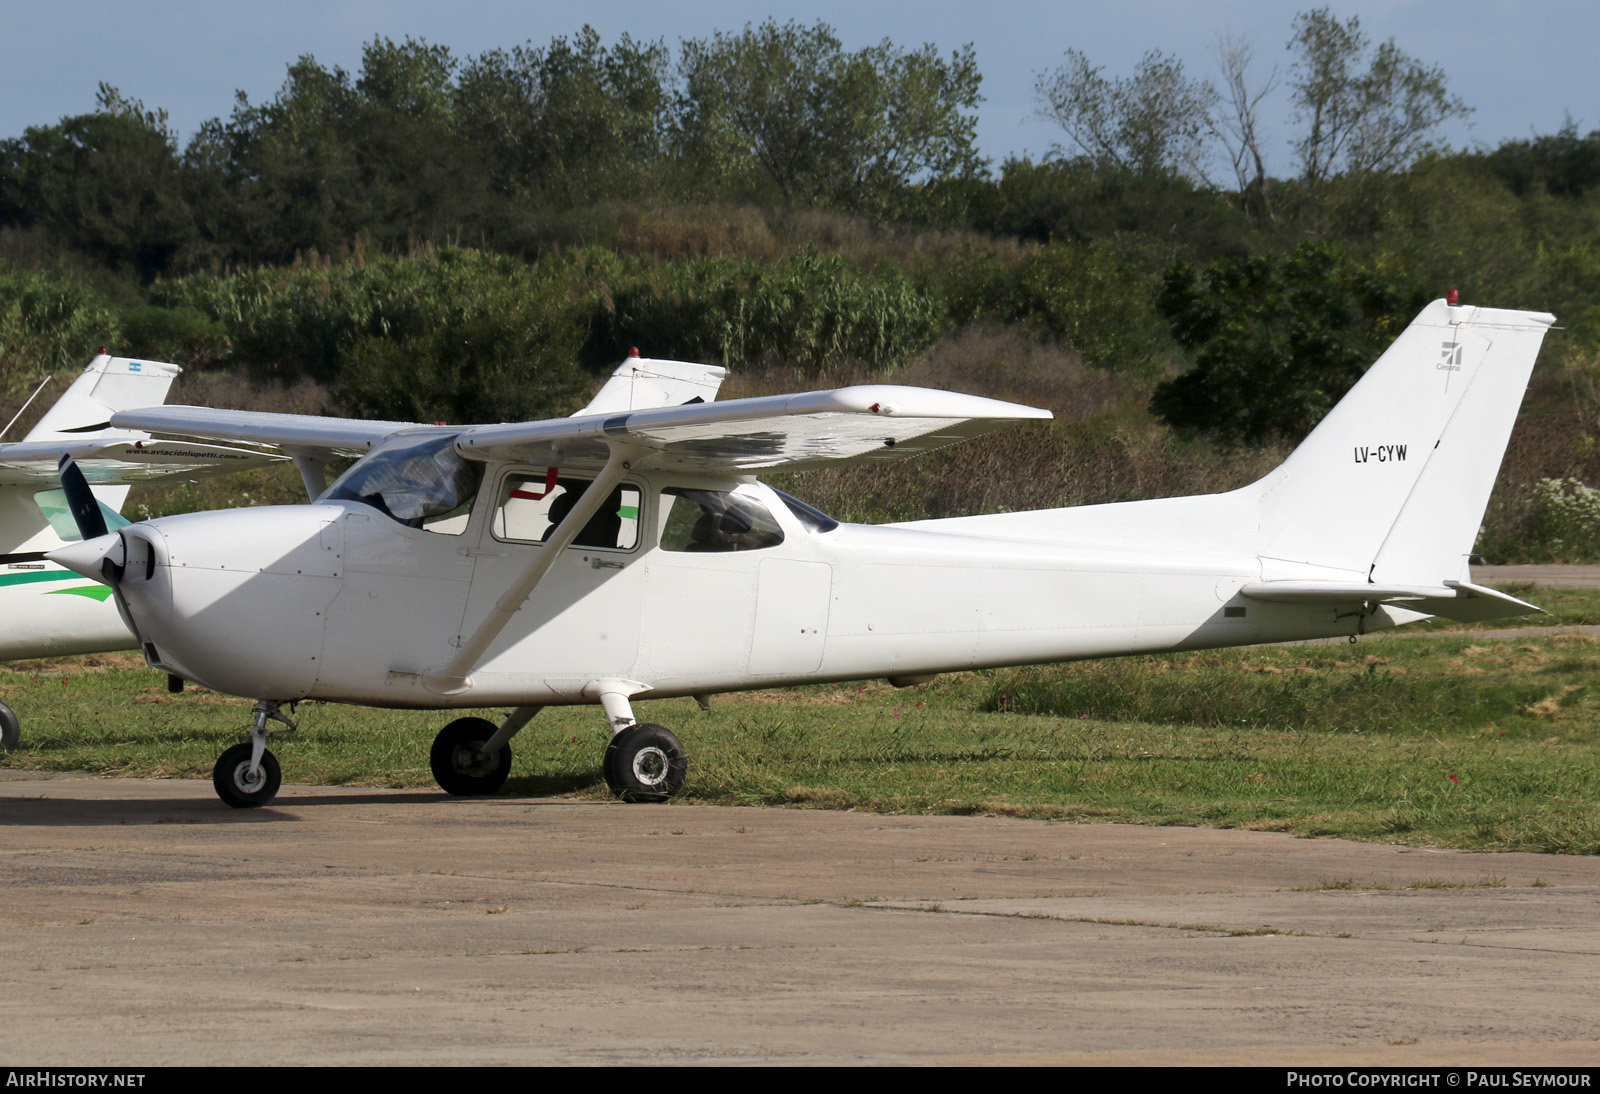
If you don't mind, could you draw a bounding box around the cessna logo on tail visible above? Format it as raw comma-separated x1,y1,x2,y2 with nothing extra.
1438,342,1463,371
1354,444,1407,463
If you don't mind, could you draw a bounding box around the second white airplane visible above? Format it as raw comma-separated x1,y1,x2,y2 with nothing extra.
51,300,1553,807
0,354,280,748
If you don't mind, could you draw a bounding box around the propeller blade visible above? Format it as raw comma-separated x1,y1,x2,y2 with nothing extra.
57,454,109,541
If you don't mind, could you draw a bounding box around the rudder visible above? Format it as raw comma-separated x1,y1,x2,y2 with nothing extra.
1254,300,1554,583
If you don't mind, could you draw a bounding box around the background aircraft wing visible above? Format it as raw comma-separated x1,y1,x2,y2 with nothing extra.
0,438,283,486
110,406,413,455
455,385,1052,471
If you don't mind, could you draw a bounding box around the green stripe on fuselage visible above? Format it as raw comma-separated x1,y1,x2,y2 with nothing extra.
0,570,83,588
1,570,112,600
47,585,114,601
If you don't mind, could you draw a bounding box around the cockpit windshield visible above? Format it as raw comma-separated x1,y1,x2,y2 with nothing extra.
323,431,482,531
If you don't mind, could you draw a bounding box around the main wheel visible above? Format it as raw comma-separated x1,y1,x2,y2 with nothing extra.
213,742,281,808
0,700,18,752
603,723,687,803
430,717,512,796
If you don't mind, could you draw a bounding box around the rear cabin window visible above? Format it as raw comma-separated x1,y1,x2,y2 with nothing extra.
658,488,785,553
493,470,640,551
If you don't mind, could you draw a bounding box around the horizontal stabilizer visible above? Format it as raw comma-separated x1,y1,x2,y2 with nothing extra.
1241,580,1541,623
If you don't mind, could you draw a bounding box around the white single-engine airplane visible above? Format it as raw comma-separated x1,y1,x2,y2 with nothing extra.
0,353,281,748
49,300,1553,808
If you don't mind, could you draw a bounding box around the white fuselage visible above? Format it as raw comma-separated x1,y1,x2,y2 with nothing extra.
113,468,1389,709
0,561,130,659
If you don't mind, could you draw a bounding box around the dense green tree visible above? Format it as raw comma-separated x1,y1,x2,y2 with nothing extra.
1485,118,1600,200
1151,242,1427,445
454,27,669,205
0,86,197,279
186,39,489,262
673,19,983,209
185,56,370,261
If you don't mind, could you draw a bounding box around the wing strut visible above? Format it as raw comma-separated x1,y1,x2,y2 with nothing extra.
422,443,643,695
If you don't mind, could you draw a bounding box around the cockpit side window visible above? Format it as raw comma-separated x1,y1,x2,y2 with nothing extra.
493,470,640,551
323,431,482,535
658,488,785,553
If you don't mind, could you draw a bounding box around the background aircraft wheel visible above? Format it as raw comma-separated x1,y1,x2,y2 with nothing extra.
603,723,687,803
0,700,18,752
213,743,281,808
430,717,512,796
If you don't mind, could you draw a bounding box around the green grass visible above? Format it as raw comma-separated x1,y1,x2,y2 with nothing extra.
3,631,1599,853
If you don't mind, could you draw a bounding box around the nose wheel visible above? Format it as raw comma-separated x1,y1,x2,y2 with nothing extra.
212,701,296,808
214,742,282,807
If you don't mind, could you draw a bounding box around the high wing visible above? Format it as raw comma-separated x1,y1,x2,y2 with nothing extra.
110,356,733,456
457,385,1052,471
105,407,410,455
115,377,1051,475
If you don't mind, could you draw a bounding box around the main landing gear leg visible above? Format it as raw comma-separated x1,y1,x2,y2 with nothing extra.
595,688,687,804
213,701,295,808
429,705,539,796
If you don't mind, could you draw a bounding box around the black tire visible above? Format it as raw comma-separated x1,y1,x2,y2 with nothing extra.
0,700,18,752
213,742,281,808
602,723,687,803
430,717,512,796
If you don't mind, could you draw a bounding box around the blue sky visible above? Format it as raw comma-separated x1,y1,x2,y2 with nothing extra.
3,1,1593,177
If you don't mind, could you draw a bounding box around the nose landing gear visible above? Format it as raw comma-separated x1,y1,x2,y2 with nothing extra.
212,701,296,808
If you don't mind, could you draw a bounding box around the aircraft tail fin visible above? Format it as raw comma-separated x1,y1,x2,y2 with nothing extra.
576,357,728,416
1253,300,1555,584
23,355,183,443
4,355,183,548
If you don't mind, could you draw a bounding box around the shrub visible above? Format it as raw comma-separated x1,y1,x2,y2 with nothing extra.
118,305,228,366
1523,477,1600,561
582,250,945,374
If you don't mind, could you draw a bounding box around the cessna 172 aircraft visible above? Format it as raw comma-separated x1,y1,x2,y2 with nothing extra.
0,353,281,749
49,299,1553,808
